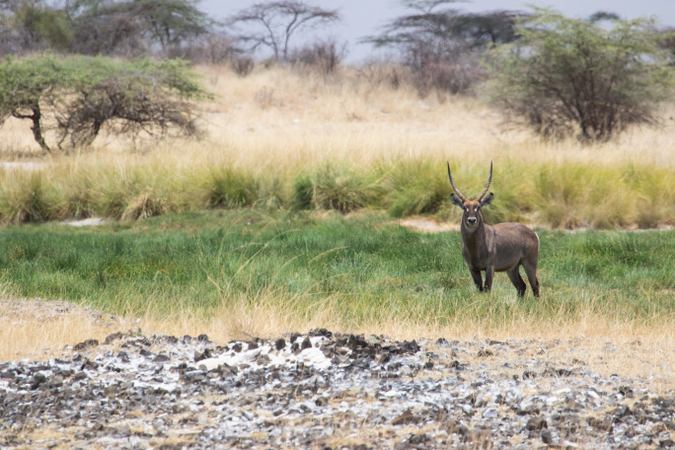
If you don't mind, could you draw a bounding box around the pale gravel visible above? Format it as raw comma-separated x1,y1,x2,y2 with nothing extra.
1,329,675,449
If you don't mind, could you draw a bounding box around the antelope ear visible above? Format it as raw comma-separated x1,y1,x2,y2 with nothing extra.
480,193,494,207
450,194,464,208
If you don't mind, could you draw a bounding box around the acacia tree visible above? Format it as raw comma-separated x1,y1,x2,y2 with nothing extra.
0,0,213,56
658,27,675,64
486,8,674,141
362,0,523,94
0,55,64,150
228,1,340,61
0,55,209,153
365,0,521,52
0,0,73,55
64,0,212,56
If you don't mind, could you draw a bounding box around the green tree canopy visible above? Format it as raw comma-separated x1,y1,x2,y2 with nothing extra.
486,8,674,141
65,0,213,56
0,0,73,54
0,55,209,153
0,0,212,56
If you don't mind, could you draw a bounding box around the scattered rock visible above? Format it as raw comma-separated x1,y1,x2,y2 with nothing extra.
0,332,673,450
72,339,99,351
275,338,286,350
391,410,420,426
526,416,548,431
300,337,312,351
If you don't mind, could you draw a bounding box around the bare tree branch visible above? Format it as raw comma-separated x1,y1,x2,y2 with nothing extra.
228,1,340,60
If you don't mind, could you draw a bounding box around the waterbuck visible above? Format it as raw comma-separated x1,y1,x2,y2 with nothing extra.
448,162,540,297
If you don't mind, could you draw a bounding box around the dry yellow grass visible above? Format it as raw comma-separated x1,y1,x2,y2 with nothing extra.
3,296,675,390
2,63,675,171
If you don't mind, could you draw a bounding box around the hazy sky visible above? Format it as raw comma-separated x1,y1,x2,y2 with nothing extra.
200,0,675,62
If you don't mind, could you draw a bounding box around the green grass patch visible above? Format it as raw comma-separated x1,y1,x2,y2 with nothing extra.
1,211,674,328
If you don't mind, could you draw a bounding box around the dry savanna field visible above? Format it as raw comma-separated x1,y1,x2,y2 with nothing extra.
1,64,675,385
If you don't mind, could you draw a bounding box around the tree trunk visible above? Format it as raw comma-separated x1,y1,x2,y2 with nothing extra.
16,105,51,154
31,108,51,154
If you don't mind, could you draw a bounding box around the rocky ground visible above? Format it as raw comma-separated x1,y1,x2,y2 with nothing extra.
1,329,675,450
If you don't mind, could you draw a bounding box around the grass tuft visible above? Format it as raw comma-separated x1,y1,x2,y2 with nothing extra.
0,171,51,224
121,193,169,221
383,159,453,218
310,164,375,213
205,167,258,209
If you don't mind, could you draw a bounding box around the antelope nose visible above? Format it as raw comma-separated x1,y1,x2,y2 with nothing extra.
467,217,477,225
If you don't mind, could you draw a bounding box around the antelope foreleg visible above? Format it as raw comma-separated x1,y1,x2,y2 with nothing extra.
484,266,495,292
470,268,483,292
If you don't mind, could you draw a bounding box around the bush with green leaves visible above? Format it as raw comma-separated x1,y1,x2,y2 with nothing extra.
486,8,674,141
0,55,209,153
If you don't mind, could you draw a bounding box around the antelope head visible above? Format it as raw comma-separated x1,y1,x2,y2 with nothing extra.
447,162,494,230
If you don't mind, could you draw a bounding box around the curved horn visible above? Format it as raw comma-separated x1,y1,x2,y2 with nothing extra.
447,162,467,202
477,161,493,201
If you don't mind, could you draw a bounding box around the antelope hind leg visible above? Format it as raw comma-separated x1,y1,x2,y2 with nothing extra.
506,266,527,297
523,264,540,298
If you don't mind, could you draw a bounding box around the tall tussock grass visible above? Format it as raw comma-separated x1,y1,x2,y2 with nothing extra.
297,163,380,213
2,64,675,228
0,171,51,223
1,158,674,228
205,167,258,209
382,159,452,218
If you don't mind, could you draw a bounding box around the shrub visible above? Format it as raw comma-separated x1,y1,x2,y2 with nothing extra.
530,164,638,229
625,165,675,229
657,27,675,63
256,176,288,209
413,57,486,97
486,8,674,142
231,56,255,76
289,38,347,76
357,61,412,91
